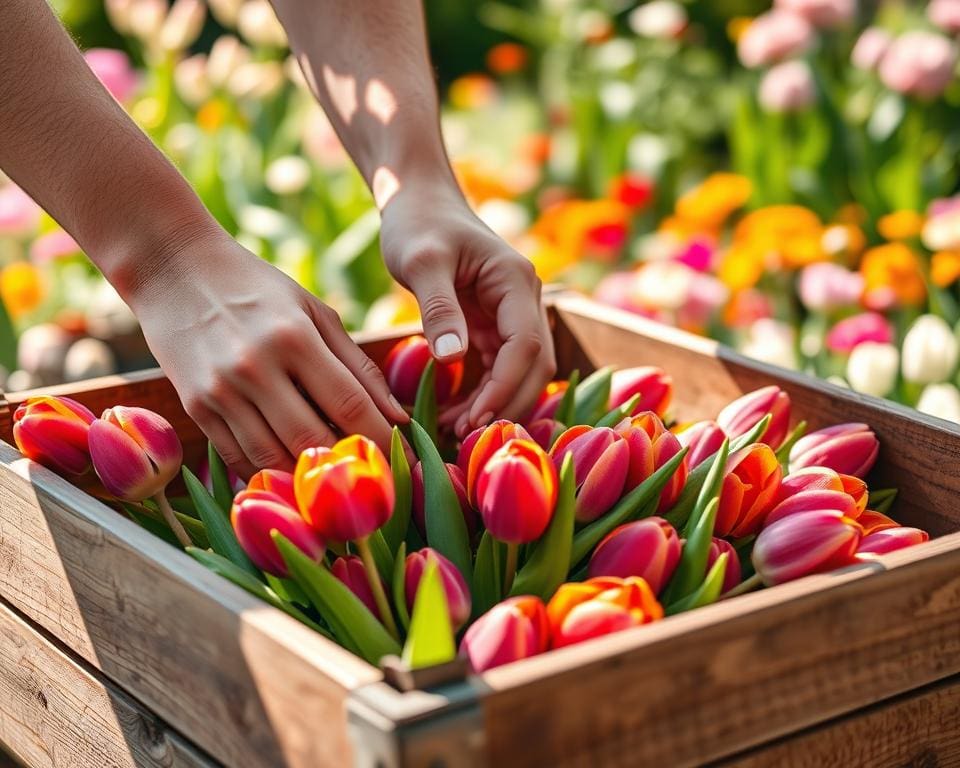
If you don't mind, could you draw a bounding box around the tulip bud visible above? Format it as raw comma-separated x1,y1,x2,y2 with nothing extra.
231,489,325,577
675,420,726,469
383,335,464,407
825,312,894,354
331,555,383,619
456,425,483,477
609,367,672,419
752,510,861,586
247,468,297,508
902,314,959,385
789,423,879,478
587,518,681,595
88,406,183,501
615,413,688,512
476,439,557,544
411,461,478,541
764,489,860,527
775,466,844,502
547,576,663,649
527,381,569,423
846,342,899,399
758,60,815,113
917,382,960,424
550,426,630,523
527,418,563,451
858,509,900,536
717,386,791,450
857,526,929,556
716,443,782,538
460,595,550,673
706,538,741,595
463,420,532,504
294,435,394,542
13,395,97,475
404,548,472,631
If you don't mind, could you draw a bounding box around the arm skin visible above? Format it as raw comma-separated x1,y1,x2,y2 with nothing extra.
269,0,556,435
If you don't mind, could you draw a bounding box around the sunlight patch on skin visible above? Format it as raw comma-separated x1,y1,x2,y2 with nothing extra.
321,63,357,125
372,166,400,209
364,78,398,125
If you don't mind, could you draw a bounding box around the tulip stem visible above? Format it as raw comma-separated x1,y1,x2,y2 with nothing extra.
355,536,401,641
503,542,519,597
153,490,193,548
723,573,763,600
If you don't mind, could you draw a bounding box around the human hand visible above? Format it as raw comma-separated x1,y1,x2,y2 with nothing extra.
126,227,408,477
380,182,556,436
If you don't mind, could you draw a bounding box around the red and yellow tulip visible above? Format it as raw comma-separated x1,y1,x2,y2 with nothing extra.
716,443,782,537
231,488,325,577
550,425,630,522
462,419,533,505
460,595,550,673
609,366,673,419
547,576,663,649
615,412,688,512
383,334,464,407
752,509,861,586
587,518,681,595
12,395,96,475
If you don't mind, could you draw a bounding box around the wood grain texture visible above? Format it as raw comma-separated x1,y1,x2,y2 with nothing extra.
721,674,960,768
0,599,212,768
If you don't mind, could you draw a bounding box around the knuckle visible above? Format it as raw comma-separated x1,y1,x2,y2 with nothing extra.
334,386,371,424
203,375,234,407
400,241,447,281
358,355,387,384
230,351,262,384
313,303,341,330
268,321,306,349
420,293,461,326
248,444,287,470
183,395,210,423
215,443,245,470
287,424,329,455
514,331,543,359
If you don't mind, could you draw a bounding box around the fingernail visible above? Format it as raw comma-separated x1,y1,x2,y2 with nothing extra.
476,411,494,428
435,333,463,358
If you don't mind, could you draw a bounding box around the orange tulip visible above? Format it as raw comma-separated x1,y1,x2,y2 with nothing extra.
716,443,782,537
462,419,532,505
547,576,663,649
857,509,900,536
247,468,297,508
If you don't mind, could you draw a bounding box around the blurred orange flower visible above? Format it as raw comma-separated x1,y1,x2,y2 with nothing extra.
821,223,866,260
453,159,517,205
197,99,229,132
529,198,631,268
860,242,926,308
486,43,528,75
0,261,44,318
733,206,824,269
675,173,752,231
932,251,960,288
877,210,924,241
448,74,498,110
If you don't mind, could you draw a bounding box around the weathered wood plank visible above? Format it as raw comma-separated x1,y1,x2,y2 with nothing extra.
0,599,213,768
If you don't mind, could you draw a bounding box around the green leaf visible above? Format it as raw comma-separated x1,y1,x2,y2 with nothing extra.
775,421,807,467
265,573,309,606
274,534,401,663
368,529,394,583
187,547,332,640
381,427,412,552
0,298,17,372
868,488,898,516
409,420,473,587
392,542,411,631
511,453,575,601
570,447,688,568
182,466,260,579
472,530,502,618
594,393,640,429
554,369,580,428
124,502,209,548
665,551,728,616
573,367,613,426
662,496,720,606
412,360,438,448
681,438,730,538
402,556,456,669
207,441,235,516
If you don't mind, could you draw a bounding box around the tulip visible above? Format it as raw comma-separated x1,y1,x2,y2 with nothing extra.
929,0,960,35
758,60,816,113
775,0,854,28
609,367,672,419
463,420,533,504
917,383,960,424
411,461,478,541
825,313,894,354
717,386,791,450
331,555,382,620
247,468,297,508
550,426,630,523
789,423,879,478
716,444,783,538
404,548,472,631
84,49,139,103
901,315,958,385
527,418,563,451
739,319,799,371
707,538,741,595
846,342,899,399
527,381,569,423
851,27,892,71
738,10,814,68
13,395,97,476
587,518,681,595
675,420,726,469
879,32,957,100
798,262,864,313
615,413,688,512
857,509,900,536
752,510,861,586
628,0,687,39
231,489,325,577
774,467,868,514
764,489,860,528
547,576,663,649
857,527,929,557
460,596,550,673
383,335,464,407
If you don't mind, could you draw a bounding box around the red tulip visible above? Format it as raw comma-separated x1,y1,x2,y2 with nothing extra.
463,420,532,505
460,595,550,673
716,443,782,538
383,334,464,407
476,439,557,544
858,509,900,536
547,576,663,649
231,489,325,577
788,423,879,478
675,420,727,469
527,418,563,451
587,518,682,595
550,426,630,522
331,555,383,619
764,489,861,527
857,526,929,557
456,425,483,476
616,413,689,512
717,385,791,450
774,466,844,502
404,548,472,631
752,510,861,586
609,367,673,418
527,380,569,423
247,468,297,508
411,461,478,541
706,538,741,595
12,395,96,475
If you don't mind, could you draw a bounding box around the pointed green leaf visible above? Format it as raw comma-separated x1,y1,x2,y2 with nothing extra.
409,420,473,587
682,438,730,537
125,501,208,548
594,393,640,428
554,369,580,428
868,488,898,515
368,529,394,582
392,542,411,631
381,427,412,552
182,467,260,579
775,421,807,467
207,441,235,516
511,453,575,601
412,360,438,448
665,551,728,616
274,534,401,663
662,496,720,606
472,530,502,618
573,366,613,426
402,556,456,669
265,573,309,607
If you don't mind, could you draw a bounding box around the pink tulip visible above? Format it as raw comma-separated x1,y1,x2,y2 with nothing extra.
717,385,792,450
759,60,816,113
851,27,892,71
411,461,478,541
550,426,630,523
29,230,81,264
331,555,383,619
738,10,814,68
774,466,844,502
879,31,957,100
587,517,682,595
675,420,727,469
460,596,550,672
789,423,879,478
676,272,729,330
775,0,854,28
231,489,325,577
825,313,894,354
84,48,139,103
12,396,96,476
0,184,41,236
609,366,673,419
527,418,563,451
706,538,741,595
930,0,960,35
857,527,930,557
764,489,860,527
752,510,861,585
798,262,864,313
404,548,472,631
593,271,643,314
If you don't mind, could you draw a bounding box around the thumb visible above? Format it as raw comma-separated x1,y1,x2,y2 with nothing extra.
407,271,469,362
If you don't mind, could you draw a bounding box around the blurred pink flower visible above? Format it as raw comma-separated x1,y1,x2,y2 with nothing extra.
594,271,641,313
726,289,773,328
676,238,714,272
878,31,957,99
0,184,41,236
929,0,960,36
84,48,139,103
738,11,815,69
825,312,894,354
676,273,729,330
798,262,863,313
851,27,892,71
775,0,855,29
30,230,81,264
759,60,816,113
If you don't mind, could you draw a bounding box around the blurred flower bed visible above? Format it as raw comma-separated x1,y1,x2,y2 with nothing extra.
4,0,960,425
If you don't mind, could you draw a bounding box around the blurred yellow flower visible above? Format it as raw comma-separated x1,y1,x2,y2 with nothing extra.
197,99,229,132
877,210,924,241
675,173,752,231
932,251,960,288
718,243,764,291
821,223,866,260
860,242,926,307
529,198,630,268
519,235,578,283
734,205,824,269
362,288,420,331
448,74,498,111
727,17,753,44
453,159,517,205
1,262,44,319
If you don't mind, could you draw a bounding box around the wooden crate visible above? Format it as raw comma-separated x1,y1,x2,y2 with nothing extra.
0,293,958,768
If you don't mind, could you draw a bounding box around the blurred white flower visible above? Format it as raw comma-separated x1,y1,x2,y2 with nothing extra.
228,61,285,100
174,54,211,106
476,199,530,241
628,1,687,39
207,36,251,88
627,133,673,177
237,0,288,48
758,60,816,113
127,0,168,44
159,0,206,51
740,319,799,370
592,39,637,71
164,122,202,160
265,155,311,195
901,314,959,384
599,81,637,120
846,342,899,398
207,0,244,27
633,261,693,311
917,382,960,423
574,10,613,43
64,338,117,382
104,0,135,34
922,207,960,252
238,204,290,239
